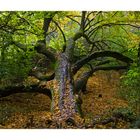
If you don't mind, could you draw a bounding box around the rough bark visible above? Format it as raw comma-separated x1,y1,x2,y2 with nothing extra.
51,37,84,127
51,53,76,122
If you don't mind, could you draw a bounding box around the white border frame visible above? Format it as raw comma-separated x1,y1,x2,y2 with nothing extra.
0,0,140,11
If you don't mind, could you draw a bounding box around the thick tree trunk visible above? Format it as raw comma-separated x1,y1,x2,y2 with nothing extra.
51,53,77,122
50,38,84,127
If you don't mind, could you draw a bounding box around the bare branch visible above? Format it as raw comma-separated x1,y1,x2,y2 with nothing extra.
111,12,118,17
53,21,66,43
66,16,81,26
85,11,96,21
84,11,102,30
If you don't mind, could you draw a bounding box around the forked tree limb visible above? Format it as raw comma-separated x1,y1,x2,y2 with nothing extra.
72,50,133,74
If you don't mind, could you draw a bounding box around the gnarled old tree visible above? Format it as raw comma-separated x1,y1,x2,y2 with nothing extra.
1,11,140,126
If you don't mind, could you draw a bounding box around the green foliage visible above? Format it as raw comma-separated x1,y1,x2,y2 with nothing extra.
0,46,36,87
119,63,140,114
0,11,140,89
131,117,140,128
121,62,139,84
113,107,136,121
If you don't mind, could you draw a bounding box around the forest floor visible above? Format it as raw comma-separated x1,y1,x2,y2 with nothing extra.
0,71,133,129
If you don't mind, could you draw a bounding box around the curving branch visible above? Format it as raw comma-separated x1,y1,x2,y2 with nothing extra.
35,40,56,62
52,20,66,44
85,11,96,22
84,11,102,30
66,15,80,26
0,84,52,99
52,20,67,52
29,71,55,81
72,50,133,74
85,20,104,33
74,62,127,94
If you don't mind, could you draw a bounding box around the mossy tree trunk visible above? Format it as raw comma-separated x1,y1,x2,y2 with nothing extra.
51,38,83,125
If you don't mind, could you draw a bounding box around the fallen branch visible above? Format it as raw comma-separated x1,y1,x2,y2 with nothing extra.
0,84,52,99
